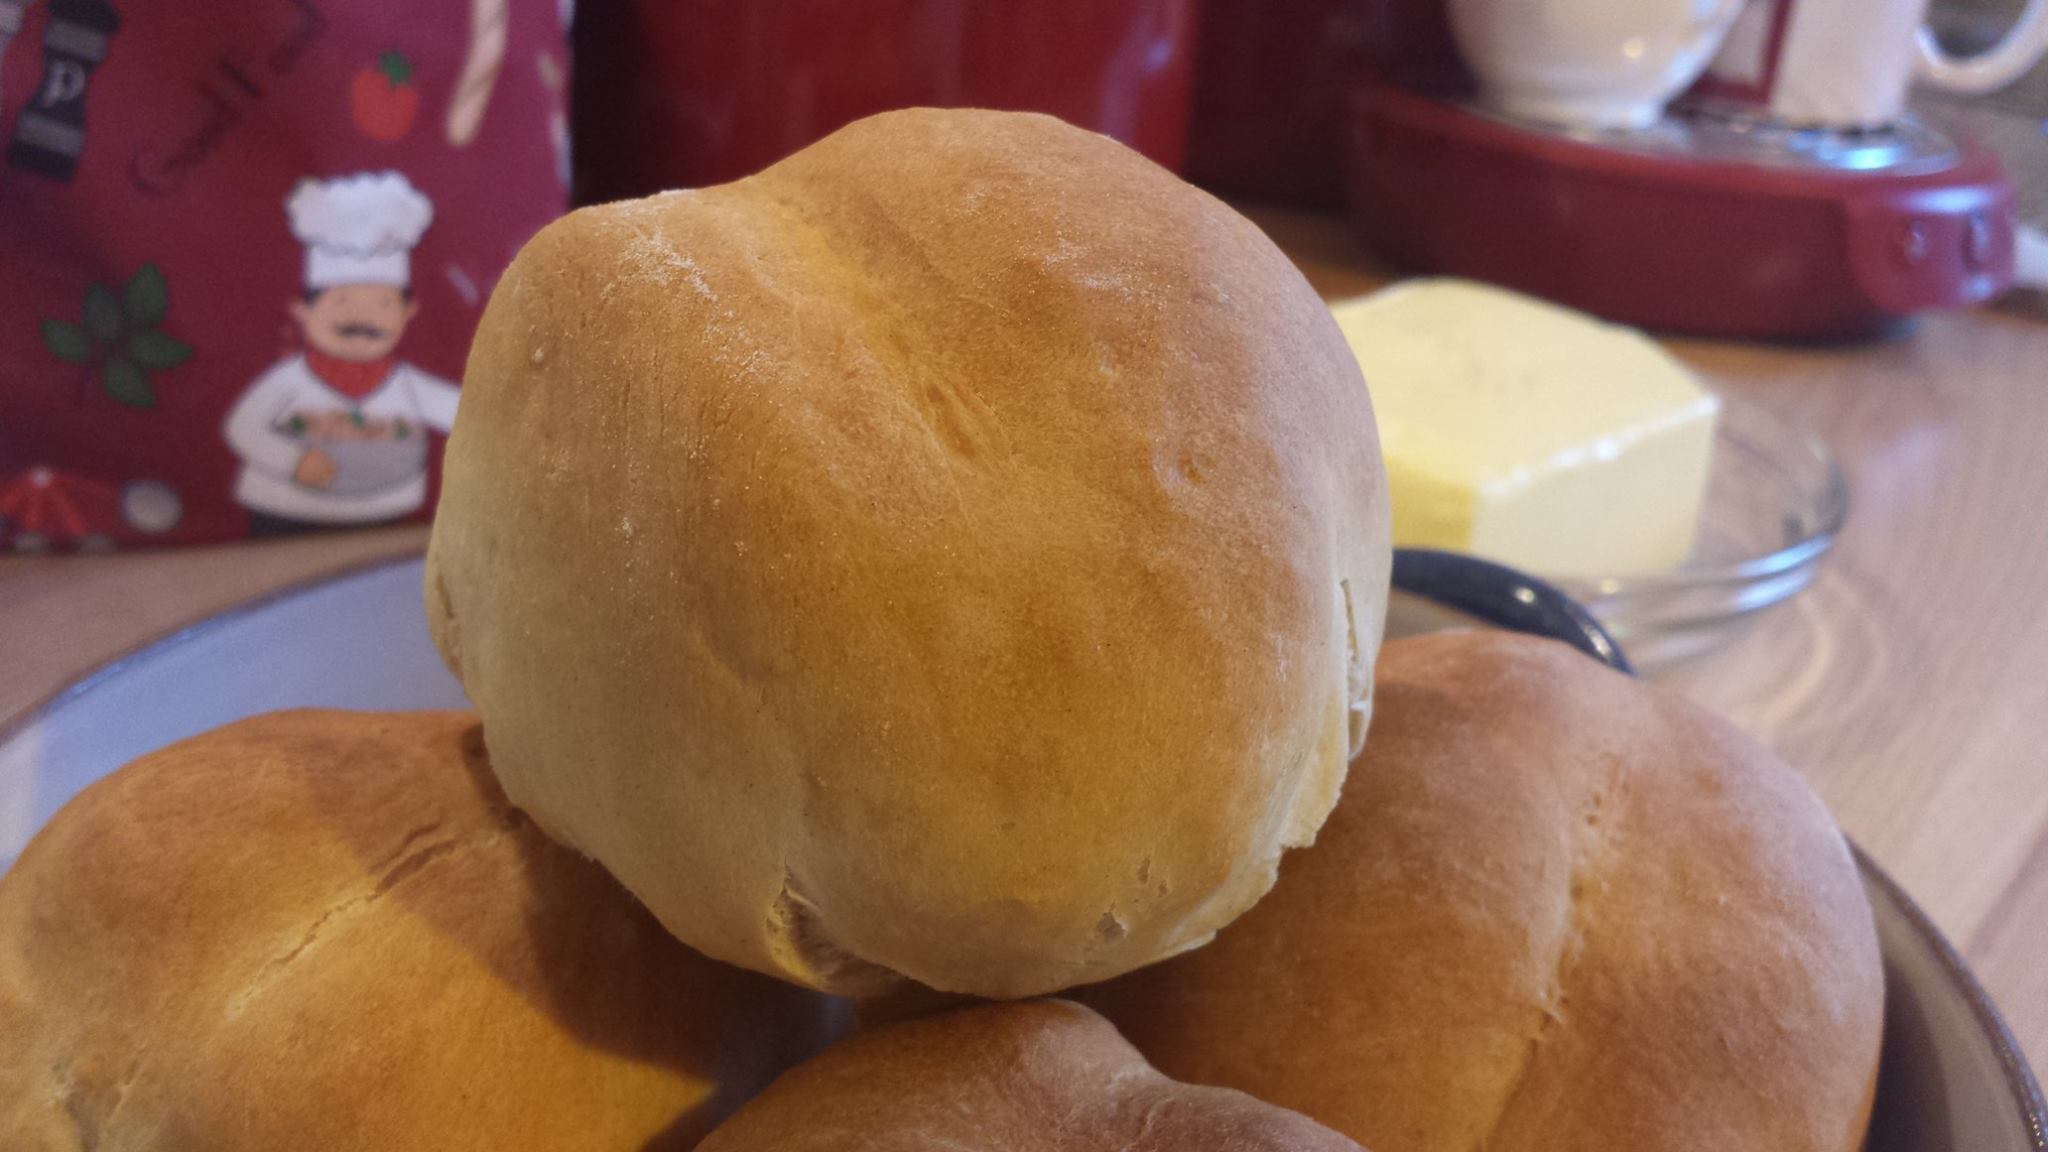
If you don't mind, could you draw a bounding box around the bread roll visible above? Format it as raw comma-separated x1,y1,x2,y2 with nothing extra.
426,107,1390,997
0,711,845,1151
699,999,1364,1152
1078,632,1883,1152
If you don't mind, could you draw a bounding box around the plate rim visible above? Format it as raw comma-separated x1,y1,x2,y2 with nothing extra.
1852,843,2048,1150
0,551,431,758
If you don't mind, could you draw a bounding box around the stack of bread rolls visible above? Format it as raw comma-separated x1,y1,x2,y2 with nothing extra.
0,109,1881,1151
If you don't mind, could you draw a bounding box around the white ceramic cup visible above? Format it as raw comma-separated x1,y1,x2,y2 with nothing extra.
1448,0,1748,130
1688,0,2048,128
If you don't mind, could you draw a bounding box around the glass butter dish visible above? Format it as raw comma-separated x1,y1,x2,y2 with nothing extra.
1550,394,1848,671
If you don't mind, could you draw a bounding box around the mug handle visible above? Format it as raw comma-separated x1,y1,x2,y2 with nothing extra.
1916,0,2048,95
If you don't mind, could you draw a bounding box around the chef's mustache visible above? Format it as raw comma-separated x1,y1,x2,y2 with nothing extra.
336,323,391,340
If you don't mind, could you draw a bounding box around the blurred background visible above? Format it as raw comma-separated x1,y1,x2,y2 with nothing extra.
4,0,2045,554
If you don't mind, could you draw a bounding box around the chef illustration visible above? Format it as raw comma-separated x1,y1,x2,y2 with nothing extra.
223,171,459,534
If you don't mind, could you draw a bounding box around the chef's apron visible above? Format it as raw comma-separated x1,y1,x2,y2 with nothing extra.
0,0,569,548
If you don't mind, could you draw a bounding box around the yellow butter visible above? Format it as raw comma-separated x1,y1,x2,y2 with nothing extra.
1333,279,1718,577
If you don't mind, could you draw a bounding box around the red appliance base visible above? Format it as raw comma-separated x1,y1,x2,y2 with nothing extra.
1345,84,2017,340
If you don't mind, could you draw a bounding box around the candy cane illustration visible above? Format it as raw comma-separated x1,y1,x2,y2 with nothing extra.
445,0,507,147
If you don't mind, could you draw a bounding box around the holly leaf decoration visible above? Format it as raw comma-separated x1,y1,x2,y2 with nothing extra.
84,283,122,344
41,319,91,363
123,263,169,327
379,49,413,87
127,328,193,371
102,356,156,408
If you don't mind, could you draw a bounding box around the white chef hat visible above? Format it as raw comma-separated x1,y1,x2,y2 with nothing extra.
286,171,435,291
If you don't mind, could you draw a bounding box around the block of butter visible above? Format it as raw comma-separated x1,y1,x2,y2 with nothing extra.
1332,279,1719,577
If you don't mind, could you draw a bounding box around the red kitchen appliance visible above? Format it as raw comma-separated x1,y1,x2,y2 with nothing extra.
1190,0,2015,338
1345,82,2016,339
1185,0,1466,207
572,0,1195,204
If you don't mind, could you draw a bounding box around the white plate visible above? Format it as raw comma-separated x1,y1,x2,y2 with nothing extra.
0,555,2039,1151
0,556,468,869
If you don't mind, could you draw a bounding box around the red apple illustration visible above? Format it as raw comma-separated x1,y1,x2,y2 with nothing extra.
351,50,420,142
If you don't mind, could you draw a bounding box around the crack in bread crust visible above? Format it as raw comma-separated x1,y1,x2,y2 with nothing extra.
766,873,902,997
1474,752,1630,1152
225,827,504,1021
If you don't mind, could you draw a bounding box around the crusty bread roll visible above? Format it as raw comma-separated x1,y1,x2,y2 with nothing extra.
698,999,1364,1152
1078,631,1884,1152
0,711,845,1151
425,107,1390,998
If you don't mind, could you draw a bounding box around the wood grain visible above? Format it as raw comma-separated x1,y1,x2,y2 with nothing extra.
0,208,2042,1076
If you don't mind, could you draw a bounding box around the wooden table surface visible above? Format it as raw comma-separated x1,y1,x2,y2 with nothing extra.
2,210,2044,1074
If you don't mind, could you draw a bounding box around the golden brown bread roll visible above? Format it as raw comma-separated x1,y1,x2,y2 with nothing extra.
698,999,1365,1152
425,107,1390,998
0,711,846,1151
1078,631,1884,1152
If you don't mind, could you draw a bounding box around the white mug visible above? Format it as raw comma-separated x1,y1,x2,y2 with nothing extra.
1686,0,2048,128
1449,0,1749,130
